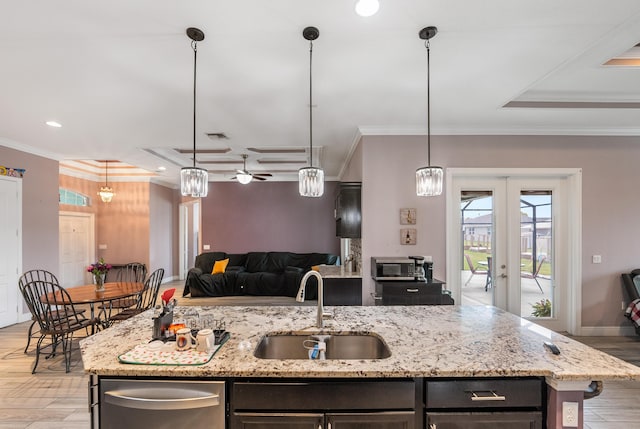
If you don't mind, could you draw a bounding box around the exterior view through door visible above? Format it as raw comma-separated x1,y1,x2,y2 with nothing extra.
446,169,579,334
460,189,554,318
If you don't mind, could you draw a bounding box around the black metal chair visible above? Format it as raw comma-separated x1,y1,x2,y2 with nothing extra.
101,262,148,319
19,275,100,373
18,270,86,353
109,268,165,322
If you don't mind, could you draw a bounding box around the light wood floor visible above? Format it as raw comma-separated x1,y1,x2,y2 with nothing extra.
1,280,639,428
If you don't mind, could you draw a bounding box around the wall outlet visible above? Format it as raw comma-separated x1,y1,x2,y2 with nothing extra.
592,254,602,264
203,244,210,250
562,401,579,427
98,244,107,250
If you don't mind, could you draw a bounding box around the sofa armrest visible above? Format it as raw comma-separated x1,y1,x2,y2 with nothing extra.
188,267,204,276
622,272,640,302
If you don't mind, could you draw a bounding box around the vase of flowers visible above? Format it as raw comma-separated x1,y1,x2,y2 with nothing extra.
88,258,111,292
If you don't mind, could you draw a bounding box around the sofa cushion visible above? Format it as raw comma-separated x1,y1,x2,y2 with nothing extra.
245,252,269,273
194,252,226,273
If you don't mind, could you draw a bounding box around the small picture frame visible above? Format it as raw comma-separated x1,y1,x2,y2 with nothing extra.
401,228,417,245
400,208,416,225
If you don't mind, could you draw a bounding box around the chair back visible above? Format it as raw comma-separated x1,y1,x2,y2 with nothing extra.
464,254,475,272
117,262,147,283
137,268,165,310
533,256,546,277
18,274,85,334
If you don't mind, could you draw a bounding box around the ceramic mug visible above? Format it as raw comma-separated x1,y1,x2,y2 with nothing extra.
196,328,215,353
175,327,196,351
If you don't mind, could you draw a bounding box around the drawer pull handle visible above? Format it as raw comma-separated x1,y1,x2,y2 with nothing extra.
469,390,506,401
406,288,419,293
370,293,383,300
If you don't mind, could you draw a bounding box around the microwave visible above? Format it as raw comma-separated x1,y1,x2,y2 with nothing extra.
371,257,415,280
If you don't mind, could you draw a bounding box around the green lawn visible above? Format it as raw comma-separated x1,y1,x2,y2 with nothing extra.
463,250,551,276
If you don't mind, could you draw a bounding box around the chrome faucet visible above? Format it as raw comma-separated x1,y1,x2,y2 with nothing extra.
296,270,330,328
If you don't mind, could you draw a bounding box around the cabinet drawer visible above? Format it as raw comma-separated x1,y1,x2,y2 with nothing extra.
233,380,416,411
426,411,543,428
426,378,543,409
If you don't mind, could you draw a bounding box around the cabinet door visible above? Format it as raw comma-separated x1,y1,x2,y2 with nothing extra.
335,183,361,238
328,412,414,429
232,413,323,429
426,412,542,428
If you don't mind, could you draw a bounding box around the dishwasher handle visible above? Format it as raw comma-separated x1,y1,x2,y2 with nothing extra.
104,388,220,411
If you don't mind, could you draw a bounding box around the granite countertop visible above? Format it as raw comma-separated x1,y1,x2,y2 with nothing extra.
80,305,640,382
317,266,362,278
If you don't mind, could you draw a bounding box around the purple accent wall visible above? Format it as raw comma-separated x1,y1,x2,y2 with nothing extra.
200,181,340,255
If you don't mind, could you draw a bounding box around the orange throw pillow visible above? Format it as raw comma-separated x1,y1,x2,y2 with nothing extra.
212,258,229,274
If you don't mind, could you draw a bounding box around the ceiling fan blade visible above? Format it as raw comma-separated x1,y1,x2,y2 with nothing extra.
253,176,267,181
253,173,273,177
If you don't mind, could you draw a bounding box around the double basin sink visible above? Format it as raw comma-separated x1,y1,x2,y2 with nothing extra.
254,331,391,360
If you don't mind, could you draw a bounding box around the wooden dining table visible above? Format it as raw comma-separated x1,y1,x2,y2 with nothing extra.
43,281,145,328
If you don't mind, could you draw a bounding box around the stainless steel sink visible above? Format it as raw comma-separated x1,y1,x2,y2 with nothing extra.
254,332,391,360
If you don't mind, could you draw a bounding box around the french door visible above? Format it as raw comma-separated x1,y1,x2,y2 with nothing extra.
446,169,581,333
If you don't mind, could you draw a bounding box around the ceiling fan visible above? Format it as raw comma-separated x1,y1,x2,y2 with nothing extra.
232,154,272,184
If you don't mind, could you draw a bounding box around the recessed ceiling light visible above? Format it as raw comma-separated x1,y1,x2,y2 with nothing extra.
46,121,62,128
157,166,167,172
355,0,379,17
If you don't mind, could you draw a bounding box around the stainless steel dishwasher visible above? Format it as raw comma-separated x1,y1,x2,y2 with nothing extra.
100,379,225,429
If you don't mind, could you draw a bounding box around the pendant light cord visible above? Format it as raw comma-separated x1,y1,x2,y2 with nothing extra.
426,38,431,168
309,40,314,168
192,39,198,169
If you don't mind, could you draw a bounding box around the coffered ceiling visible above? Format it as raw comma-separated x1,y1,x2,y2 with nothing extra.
2,1,640,187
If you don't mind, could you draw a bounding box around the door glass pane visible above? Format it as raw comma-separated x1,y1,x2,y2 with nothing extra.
460,191,494,306
520,191,553,318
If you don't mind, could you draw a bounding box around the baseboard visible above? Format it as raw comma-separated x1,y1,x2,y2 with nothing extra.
579,325,637,336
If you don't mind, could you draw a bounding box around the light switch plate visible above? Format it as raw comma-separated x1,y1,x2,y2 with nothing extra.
203,244,211,250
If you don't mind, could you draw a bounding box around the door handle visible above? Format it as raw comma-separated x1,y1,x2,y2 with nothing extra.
499,274,507,278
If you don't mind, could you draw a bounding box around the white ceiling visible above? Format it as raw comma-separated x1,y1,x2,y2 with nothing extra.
1,0,640,187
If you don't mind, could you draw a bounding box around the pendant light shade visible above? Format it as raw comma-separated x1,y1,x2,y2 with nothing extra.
416,26,443,197
299,26,324,198
98,160,115,203
180,27,209,198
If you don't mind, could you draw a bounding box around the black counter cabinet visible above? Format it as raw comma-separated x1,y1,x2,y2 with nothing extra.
373,279,454,305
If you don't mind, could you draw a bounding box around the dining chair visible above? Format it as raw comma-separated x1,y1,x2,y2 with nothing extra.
18,269,86,353
521,256,546,293
101,262,148,317
464,254,488,286
18,276,101,373
109,268,165,322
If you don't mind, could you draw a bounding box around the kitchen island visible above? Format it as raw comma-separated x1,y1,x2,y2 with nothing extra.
81,305,640,428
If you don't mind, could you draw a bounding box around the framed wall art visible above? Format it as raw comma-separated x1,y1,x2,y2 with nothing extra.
400,208,416,225
401,228,417,245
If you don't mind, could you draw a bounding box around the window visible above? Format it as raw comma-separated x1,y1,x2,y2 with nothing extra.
59,188,90,206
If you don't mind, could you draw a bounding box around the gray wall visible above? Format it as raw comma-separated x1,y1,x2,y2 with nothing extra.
200,181,340,255
357,134,640,330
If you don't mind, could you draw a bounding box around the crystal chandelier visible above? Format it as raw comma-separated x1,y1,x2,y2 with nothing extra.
180,27,209,198
98,160,115,203
299,26,324,198
416,26,444,197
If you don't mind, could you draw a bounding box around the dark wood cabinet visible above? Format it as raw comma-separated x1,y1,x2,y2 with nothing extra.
230,380,418,429
324,277,362,305
374,280,453,305
425,378,544,429
335,182,361,238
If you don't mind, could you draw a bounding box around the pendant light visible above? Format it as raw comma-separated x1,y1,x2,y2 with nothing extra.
98,160,115,203
299,26,324,198
416,26,443,197
180,27,209,198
